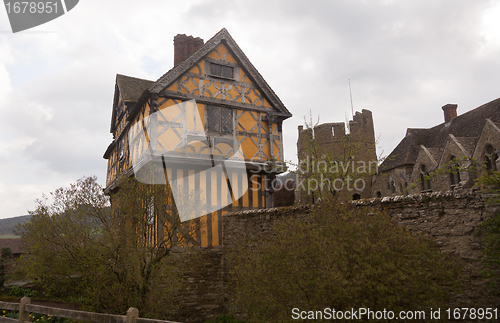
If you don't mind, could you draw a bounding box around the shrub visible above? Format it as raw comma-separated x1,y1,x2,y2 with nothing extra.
476,171,500,292
8,285,39,298
229,203,462,322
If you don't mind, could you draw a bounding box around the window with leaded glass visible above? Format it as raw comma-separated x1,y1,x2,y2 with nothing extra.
210,62,234,79
207,106,233,134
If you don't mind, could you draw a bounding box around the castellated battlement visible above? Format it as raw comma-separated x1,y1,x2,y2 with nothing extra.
296,109,377,200
297,109,376,155
298,109,374,144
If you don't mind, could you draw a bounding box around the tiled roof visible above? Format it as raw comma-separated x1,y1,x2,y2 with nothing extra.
427,148,443,164
116,74,154,103
0,238,24,254
454,137,477,156
381,97,500,171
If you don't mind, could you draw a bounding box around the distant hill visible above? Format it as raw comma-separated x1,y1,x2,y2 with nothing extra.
0,215,31,237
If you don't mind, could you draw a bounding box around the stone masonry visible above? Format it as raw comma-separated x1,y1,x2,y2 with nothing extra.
223,190,500,311
170,190,499,322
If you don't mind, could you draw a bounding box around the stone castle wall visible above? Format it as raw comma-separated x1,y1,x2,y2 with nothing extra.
223,190,500,310
172,190,499,322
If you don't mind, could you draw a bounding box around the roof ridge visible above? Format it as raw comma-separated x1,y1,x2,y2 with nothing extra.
147,28,291,117
117,73,154,83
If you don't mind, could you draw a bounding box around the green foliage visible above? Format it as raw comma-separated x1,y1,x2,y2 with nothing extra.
1,310,66,323
476,170,500,191
2,309,19,319
1,247,13,288
476,171,500,292
17,176,184,318
229,203,462,322
8,285,39,298
28,312,67,323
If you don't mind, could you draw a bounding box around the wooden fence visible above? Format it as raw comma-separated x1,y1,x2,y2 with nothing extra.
0,297,181,323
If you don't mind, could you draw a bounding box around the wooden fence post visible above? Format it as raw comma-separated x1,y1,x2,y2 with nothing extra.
125,307,138,323
18,297,30,323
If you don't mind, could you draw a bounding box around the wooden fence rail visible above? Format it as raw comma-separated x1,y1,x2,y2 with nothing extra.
0,297,181,323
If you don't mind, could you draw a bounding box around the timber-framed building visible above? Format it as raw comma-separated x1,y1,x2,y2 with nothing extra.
103,28,292,246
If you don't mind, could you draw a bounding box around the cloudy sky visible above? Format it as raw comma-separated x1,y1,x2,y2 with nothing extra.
0,0,500,219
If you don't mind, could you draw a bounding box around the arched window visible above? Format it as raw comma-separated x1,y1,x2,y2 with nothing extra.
449,155,461,186
420,164,431,191
484,144,497,172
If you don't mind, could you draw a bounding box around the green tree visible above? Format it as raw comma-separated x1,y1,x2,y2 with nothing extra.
18,175,194,318
476,171,500,292
229,203,462,322
0,247,13,288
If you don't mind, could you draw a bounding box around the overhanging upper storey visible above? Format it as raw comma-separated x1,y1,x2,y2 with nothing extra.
104,28,292,191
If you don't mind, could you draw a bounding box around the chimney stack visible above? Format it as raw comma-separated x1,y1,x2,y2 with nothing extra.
174,34,204,66
442,104,458,123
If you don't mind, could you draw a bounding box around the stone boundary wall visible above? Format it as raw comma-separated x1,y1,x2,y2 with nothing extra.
222,190,500,310
172,190,499,322
169,246,224,323
353,190,500,308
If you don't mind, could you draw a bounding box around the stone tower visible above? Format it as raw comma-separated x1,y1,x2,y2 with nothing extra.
296,109,377,202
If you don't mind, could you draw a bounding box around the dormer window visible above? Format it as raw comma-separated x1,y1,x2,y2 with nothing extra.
210,62,234,79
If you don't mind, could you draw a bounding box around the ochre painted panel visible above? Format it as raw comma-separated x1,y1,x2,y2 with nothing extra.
179,76,191,94
238,111,258,133
166,83,177,92
252,175,259,207
158,99,181,121
205,82,218,98
225,86,239,101
241,70,252,84
188,62,204,75
240,136,258,160
211,210,219,246
186,140,209,155
144,102,151,118
185,77,199,94
158,127,181,151
200,214,208,247
273,139,280,160
262,139,271,159
231,172,238,206
213,142,232,157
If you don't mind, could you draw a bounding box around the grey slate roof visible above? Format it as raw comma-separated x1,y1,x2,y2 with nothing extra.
381,97,500,171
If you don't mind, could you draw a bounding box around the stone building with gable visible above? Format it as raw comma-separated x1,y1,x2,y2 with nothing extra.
372,98,500,197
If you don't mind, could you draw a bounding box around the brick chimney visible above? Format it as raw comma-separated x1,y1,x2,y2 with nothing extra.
442,104,458,123
174,34,204,66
